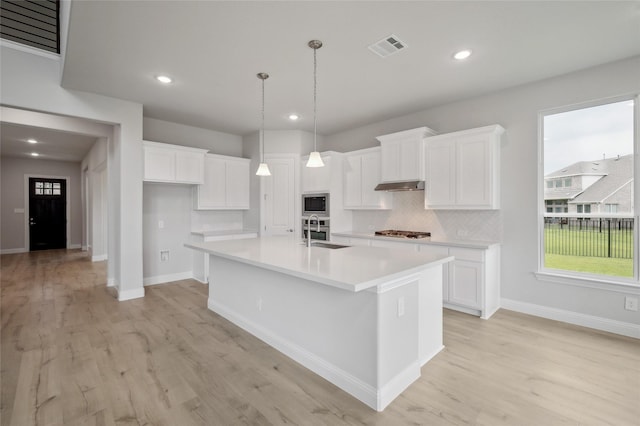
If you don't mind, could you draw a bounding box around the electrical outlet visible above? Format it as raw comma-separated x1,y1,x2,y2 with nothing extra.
257,297,263,312
160,250,169,262
624,296,638,311
397,297,405,317
158,220,165,229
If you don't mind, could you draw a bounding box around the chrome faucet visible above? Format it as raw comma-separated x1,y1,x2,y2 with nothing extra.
307,214,320,247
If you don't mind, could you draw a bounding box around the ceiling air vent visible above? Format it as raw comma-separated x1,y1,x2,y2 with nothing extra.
368,34,407,58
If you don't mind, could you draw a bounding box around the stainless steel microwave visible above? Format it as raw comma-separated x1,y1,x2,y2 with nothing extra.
302,193,329,216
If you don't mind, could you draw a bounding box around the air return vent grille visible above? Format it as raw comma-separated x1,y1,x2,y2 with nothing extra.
368,34,407,58
1,0,59,53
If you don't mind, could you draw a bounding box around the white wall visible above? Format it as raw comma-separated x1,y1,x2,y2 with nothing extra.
324,56,640,330
0,157,82,252
143,117,243,156
143,183,193,283
1,46,144,301
81,138,108,260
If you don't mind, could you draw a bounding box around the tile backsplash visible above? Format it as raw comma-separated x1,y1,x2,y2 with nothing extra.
351,191,502,242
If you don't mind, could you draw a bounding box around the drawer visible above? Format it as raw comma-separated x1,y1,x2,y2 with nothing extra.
418,245,449,257
450,247,484,262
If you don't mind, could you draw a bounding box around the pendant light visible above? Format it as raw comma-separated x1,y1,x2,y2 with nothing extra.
256,72,271,176
306,40,324,168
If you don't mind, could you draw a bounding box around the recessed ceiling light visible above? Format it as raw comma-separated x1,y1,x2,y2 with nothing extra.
289,114,299,121
27,138,38,144
31,152,39,157
453,49,472,60
156,75,172,84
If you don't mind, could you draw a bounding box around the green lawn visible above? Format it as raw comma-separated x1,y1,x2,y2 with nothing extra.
544,227,634,277
544,253,633,277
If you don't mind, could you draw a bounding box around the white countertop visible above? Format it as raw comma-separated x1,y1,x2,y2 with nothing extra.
185,236,453,292
191,229,258,237
332,232,500,250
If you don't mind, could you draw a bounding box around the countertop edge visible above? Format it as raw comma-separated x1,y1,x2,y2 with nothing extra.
331,232,500,249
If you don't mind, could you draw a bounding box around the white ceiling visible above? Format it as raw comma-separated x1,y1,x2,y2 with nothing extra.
2,1,639,162
59,1,640,137
0,122,98,161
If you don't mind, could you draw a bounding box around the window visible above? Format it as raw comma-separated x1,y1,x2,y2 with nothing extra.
576,204,591,214
34,180,61,196
541,98,637,281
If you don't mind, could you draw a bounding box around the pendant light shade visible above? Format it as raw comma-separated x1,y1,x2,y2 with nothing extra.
256,72,271,177
306,151,324,167
306,39,324,168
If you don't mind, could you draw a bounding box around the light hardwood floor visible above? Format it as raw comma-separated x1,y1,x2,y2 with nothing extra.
1,249,638,425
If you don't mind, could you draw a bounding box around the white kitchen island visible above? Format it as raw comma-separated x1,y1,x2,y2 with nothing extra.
185,236,453,411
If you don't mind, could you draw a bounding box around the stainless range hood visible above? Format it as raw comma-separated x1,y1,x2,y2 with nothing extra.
374,180,425,192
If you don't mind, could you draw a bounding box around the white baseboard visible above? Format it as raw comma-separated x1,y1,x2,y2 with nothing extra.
107,277,115,287
0,248,27,254
69,243,81,249
208,298,418,411
91,254,107,262
81,245,88,251
143,271,193,286
117,286,145,301
501,298,640,339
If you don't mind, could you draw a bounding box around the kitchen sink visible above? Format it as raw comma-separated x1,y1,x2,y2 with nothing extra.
310,242,350,249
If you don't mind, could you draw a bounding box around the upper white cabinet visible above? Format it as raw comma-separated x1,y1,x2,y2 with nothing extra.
376,127,437,182
343,148,392,210
143,141,208,184
195,154,250,210
301,154,332,193
424,125,504,209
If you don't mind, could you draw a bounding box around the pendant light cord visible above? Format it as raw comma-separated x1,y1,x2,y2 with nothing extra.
313,45,318,152
261,77,265,163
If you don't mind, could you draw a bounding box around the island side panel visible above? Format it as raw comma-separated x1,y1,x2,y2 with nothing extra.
418,266,444,365
207,255,380,405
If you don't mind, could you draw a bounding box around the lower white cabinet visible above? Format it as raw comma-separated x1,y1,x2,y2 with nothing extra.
195,154,250,210
332,234,500,319
419,244,500,319
192,232,257,283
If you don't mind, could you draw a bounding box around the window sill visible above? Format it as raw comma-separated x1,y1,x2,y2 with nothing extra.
535,270,640,295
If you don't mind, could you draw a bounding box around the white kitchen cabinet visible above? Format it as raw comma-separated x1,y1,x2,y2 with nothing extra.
376,127,437,183
424,125,504,209
343,148,392,210
332,233,500,319
418,243,500,319
301,154,332,193
143,141,207,184
191,232,258,283
195,154,250,210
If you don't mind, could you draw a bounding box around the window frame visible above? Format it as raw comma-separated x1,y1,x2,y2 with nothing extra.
537,94,640,290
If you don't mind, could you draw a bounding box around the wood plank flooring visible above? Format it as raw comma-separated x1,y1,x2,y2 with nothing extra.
1,249,638,425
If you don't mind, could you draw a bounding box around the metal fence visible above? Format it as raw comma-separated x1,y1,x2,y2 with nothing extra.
544,216,635,259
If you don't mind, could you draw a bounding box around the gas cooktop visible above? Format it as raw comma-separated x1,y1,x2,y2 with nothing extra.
374,230,431,239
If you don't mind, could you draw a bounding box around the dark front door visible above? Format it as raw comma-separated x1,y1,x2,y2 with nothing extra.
29,178,67,251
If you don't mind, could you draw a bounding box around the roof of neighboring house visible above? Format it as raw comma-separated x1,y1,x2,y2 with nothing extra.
545,154,633,202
